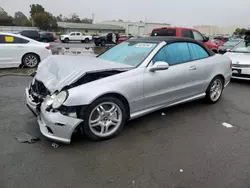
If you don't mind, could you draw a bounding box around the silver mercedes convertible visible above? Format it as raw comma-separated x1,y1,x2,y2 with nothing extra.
25,37,232,143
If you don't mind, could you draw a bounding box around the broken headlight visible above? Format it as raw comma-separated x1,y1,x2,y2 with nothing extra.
52,91,68,109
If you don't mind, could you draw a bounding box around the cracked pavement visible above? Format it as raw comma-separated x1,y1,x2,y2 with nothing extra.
1,76,250,188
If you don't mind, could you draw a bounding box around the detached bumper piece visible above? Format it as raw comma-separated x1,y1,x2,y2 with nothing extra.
25,87,83,144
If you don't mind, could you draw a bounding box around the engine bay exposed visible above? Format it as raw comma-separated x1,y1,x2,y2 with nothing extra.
64,69,128,90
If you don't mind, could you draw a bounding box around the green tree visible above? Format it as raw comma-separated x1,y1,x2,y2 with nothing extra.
32,12,57,30
56,14,63,22
234,28,247,36
23,19,32,27
0,6,14,26
240,28,247,35
81,18,92,24
30,4,45,17
29,4,57,30
14,11,29,26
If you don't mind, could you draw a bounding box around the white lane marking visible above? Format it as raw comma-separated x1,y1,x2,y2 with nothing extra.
180,169,183,172
222,122,233,128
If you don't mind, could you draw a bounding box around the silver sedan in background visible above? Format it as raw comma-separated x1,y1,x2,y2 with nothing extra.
225,40,250,80
25,37,232,144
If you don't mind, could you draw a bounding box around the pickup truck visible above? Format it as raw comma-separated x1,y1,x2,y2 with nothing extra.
151,27,221,53
60,32,92,43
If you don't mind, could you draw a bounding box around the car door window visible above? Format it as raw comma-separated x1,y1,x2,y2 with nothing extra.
0,35,29,44
152,42,191,65
192,31,204,41
182,29,193,39
76,33,81,36
188,43,209,60
70,33,75,36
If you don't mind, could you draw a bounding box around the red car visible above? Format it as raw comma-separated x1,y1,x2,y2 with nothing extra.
117,35,135,44
151,27,220,53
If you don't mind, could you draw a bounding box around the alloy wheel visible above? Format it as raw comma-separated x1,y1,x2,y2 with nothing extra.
209,79,223,102
88,102,122,137
24,55,38,67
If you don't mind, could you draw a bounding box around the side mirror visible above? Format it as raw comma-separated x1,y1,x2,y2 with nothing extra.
203,36,209,42
149,61,169,72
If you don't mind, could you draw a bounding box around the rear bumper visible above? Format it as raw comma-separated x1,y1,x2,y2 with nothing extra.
25,87,83,144
224,71,232,87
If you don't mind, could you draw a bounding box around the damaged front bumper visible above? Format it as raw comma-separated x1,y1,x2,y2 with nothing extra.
25,87,83,144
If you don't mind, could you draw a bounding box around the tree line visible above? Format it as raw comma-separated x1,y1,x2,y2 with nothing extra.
233,28,248,36
0,4,93,31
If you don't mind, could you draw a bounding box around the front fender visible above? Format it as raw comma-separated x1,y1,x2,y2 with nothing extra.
62,68,144,113
64,87,129,107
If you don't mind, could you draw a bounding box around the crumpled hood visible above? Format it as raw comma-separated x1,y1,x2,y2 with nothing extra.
225,52,250,64
35,55,132,93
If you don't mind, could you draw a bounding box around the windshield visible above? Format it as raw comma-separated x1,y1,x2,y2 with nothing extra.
223,40,240,46
98,41,157,66
230,41,250,53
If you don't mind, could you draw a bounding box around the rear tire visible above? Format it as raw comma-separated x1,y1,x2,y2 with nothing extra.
100,40,106,46
80,97,126,141
64,38,69,43
22,53,40,68
84,38,90,43
205,76,224,103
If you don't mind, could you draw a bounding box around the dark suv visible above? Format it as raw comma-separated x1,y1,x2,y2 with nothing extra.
39,32,57,42
94,33,120,46
20,30,41,41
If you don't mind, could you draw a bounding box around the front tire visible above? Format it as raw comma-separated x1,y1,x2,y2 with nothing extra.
205,76,224,103
80,97,126,141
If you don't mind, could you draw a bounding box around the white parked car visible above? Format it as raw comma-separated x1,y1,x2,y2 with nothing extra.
225,40,250,80
0,33,52,68
60,32,93,43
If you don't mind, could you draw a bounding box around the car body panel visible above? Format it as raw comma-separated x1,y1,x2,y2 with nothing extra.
26,37,232,143
60,32,92,42
225,52,250,80
0,32,52,68
151,27,220,51
35,55,133,93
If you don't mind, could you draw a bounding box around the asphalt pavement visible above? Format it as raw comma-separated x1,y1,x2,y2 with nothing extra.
1,76,250,188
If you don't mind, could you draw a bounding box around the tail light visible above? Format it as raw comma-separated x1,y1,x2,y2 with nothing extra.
45,46,51,50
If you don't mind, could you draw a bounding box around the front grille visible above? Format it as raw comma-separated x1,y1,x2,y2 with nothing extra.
232,64,250,68
30,79,50,102
232,73,250,78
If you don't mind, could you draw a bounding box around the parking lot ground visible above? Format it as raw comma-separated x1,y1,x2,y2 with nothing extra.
1,76,250,188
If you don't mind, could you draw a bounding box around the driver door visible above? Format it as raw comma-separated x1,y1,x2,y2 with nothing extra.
143,42,202,109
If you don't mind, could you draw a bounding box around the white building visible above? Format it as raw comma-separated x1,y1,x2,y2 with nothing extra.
98,21,171,36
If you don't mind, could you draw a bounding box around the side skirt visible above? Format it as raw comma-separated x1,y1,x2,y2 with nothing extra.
130,93,206,120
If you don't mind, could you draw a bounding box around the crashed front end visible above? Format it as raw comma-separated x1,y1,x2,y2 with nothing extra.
25,78,83,144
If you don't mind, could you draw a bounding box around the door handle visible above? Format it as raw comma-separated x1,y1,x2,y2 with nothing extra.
189,66,196,71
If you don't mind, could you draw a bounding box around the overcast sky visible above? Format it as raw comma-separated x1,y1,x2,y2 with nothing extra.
1,0,250,27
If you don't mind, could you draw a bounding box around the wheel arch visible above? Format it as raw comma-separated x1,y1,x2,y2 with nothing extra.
213,74,225,85
20,52,41,67
90,92,130,119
